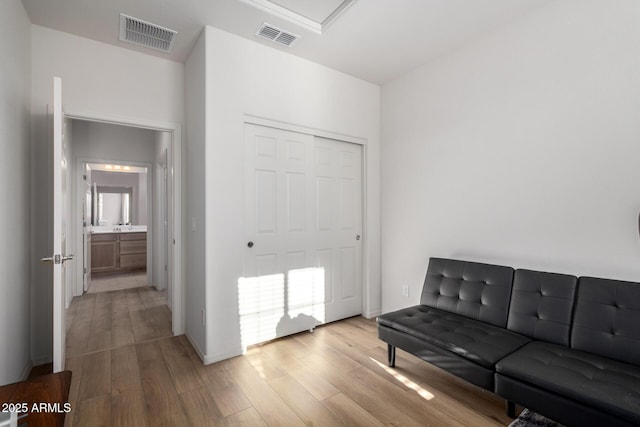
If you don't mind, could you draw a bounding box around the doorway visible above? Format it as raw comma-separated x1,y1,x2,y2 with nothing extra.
66,113,184,335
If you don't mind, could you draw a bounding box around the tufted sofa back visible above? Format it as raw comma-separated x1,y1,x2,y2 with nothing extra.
571,277,640,366
506,269,578,346
421,258,514,328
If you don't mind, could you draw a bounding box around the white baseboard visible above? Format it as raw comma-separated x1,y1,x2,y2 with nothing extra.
202,347,244,365
362,310,381,319
184,334,244,365
184,334,243,366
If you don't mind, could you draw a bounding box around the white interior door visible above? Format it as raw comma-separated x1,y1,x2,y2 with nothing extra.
241,124,362,347
314,136,363,322
47,76,72,372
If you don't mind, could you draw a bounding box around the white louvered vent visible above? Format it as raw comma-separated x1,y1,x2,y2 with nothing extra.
119,14,177,53
256,23,300,47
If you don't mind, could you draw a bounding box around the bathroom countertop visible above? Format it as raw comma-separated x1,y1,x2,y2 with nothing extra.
90,226,147,234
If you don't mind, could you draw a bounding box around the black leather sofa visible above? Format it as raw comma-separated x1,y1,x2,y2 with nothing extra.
377,257,640,427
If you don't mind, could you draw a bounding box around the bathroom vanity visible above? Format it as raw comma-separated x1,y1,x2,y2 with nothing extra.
91,228,147,274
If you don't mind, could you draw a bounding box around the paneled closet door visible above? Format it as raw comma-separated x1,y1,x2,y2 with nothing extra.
242,124,363,347
314,136,363,323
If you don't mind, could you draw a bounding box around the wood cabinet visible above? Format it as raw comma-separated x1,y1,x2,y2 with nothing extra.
91,232,146,275
90,234,117,273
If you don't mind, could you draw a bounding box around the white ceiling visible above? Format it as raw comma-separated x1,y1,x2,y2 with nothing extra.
21,0,551,84
267,0,347,23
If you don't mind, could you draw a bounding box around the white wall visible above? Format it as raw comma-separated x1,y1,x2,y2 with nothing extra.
73,121,157,164
199,26,380,362
0,0,31,385
381,0,640,312
184,31,207,356
30,26,184,363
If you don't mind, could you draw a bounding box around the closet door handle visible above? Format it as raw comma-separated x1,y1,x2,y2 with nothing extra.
247,241,254,248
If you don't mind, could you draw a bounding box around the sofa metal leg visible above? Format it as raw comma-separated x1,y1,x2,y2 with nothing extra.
388,345,396,367
506,401,516,418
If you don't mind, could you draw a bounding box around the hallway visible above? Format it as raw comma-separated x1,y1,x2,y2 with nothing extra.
66,285,171,358
65,284,172,426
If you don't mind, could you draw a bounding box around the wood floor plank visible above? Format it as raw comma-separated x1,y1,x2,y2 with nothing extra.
85,330,112,353
131,306,172,343
257,349,339,401
65,324,90,357
179,385,226,427
322,393,384,427
330,320,382,350
177,336,239,394
64,356,84,427
72,394,111,427
207,383,252,417
78,351,111,400
130,309,158,342
333,366,434,427
256,336,306,364
244,348,286,381
86,293,113,353
226,407,267,427
124,288,145,311
269,375,344,426
225,356,305,427
300,345,361,375
158,335,205,394
111,383,147,427
111,345,141,392
136,340,190,427
111,314,135,348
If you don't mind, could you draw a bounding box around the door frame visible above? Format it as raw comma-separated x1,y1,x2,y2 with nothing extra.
158,149,170,296
66,110,185,335
242,114,372,318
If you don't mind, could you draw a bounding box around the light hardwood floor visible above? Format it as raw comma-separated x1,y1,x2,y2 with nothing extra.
87,272,148,294
65,287,514,426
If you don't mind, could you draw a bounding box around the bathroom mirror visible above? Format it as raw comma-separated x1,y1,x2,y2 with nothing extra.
96,186,133,226
88,163,148,227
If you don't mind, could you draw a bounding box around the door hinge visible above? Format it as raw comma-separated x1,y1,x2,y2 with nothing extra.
83,174,87,180
83,267,87,274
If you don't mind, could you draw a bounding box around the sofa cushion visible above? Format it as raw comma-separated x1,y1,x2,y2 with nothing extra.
496,341,640,424
421,258,514,327
572,277,640,365
507,269,577,345
377,305,530,368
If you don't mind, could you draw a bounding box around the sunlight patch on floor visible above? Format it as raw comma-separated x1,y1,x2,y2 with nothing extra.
370,357,435,401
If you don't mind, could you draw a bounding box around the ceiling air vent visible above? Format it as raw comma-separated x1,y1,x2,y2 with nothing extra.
256,23,300,47
119,13,177,53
